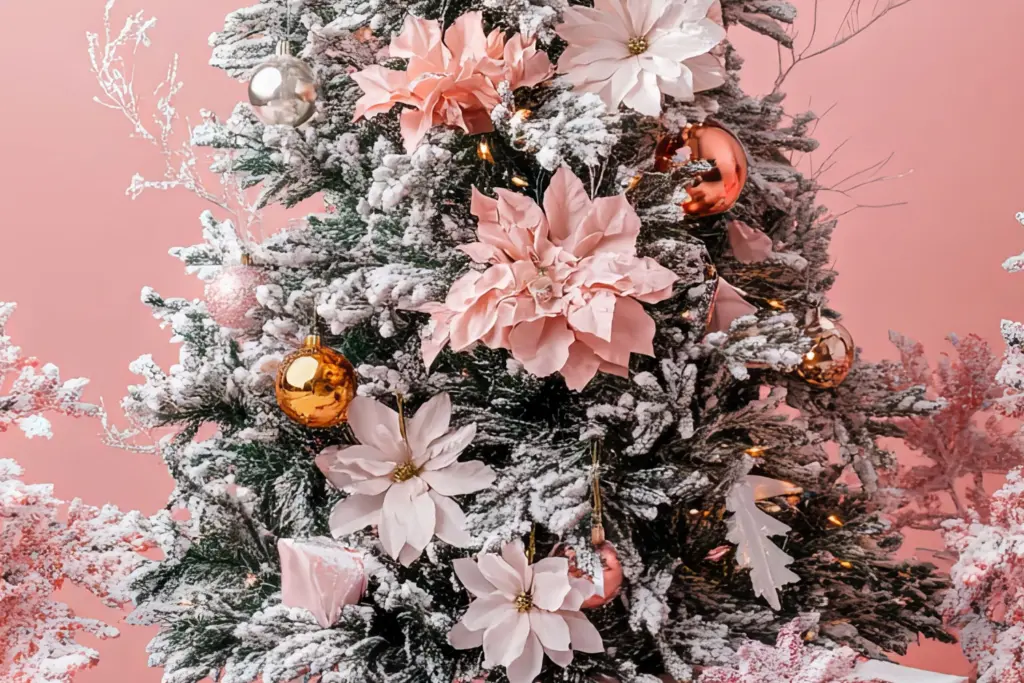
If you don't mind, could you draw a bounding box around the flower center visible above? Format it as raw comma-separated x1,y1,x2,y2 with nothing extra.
627,36,650,55
528,275,555,304
514,592,533,613
391,462,419,483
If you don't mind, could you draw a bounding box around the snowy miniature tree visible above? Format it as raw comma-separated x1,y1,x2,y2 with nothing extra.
93,1,959,681
0,302,154,683
881,330,1024,531
939,212,1024,683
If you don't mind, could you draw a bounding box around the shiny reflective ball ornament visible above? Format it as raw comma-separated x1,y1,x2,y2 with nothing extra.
555,542,624,609
655,123,748,217
248,42,318,127
275,335,357,428
205,257,269,335
797,318,855,389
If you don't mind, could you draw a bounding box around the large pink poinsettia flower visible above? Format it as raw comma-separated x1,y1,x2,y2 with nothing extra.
421,167,678,390
555,0,727,116
316,393,495,566
448,540,604,683
351,12,553,152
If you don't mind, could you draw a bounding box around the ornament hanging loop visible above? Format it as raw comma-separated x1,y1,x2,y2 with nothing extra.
591,440,606,547
527,524,536,564
395,393,409,444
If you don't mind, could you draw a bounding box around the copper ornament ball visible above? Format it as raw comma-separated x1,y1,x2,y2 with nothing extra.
797,319,855,389
554,542,624,609
655,123,749,217
275,335,357,428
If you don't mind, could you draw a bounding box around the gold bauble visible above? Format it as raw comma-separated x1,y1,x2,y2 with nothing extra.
275,335,357,428
654,122,749,217
796,318,855,389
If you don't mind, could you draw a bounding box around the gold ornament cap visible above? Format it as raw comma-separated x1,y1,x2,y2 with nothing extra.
275,335,357,428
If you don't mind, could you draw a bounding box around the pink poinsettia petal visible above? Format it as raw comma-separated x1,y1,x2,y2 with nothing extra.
531,571,573,612
478,554,526,597
544,646,574,668
684,51,726,92
399,107,436,153
448,620,484,649
728,219,774,263
529,610,571,651
503,34,555,89
350,66,412,120
422,423,477,470
502,540,533,589
430,491,473,547
708,279,758,333
567,290,617,341
389,15,444,61
329,493,385,538
419,460,495,496
463,594,517,631
400,489,437,561
484,611,531,667
505,632,545,683
560,342,604,391
543,167,593,243
346,397,407,461
344,476,394,496
380,478,425,559
509,316,576,377
563,611,605,652
405,393,451,459
454,557,498,598
443,11,490,64
576,296,656,366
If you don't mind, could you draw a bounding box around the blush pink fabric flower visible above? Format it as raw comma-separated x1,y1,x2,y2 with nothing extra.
316,393,495,566
555,0,727,115
351,12,553,152
448,540,604,683
420,167,678,390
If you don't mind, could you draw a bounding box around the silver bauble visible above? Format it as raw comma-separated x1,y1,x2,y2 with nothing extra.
248,41,318,127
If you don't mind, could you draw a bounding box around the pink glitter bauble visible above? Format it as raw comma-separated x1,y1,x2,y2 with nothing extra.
205,264,269,334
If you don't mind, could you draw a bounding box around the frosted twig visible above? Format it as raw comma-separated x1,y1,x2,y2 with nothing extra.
773,0,912,93
88,0,263,240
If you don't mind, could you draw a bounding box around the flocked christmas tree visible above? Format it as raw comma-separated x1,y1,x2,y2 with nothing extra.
90,0,963,681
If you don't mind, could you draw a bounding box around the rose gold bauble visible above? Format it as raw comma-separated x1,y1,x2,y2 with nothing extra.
205,259,269,334
275,335,357,428
655,123,748,217
797,318,855,388
555,542,624,609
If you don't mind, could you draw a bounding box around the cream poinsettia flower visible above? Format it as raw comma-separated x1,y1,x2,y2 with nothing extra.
448,540,604,683
316,393,494,566
555,0,727,115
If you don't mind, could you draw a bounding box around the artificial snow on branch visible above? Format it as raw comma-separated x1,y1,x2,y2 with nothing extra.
0,303,154,683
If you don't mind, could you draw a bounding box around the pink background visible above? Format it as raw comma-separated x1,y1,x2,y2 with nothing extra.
2,0,1022,680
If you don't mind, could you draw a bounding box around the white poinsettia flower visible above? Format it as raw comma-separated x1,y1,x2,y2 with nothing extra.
448,540,605,683
555,0,727,116
316,393,495,566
